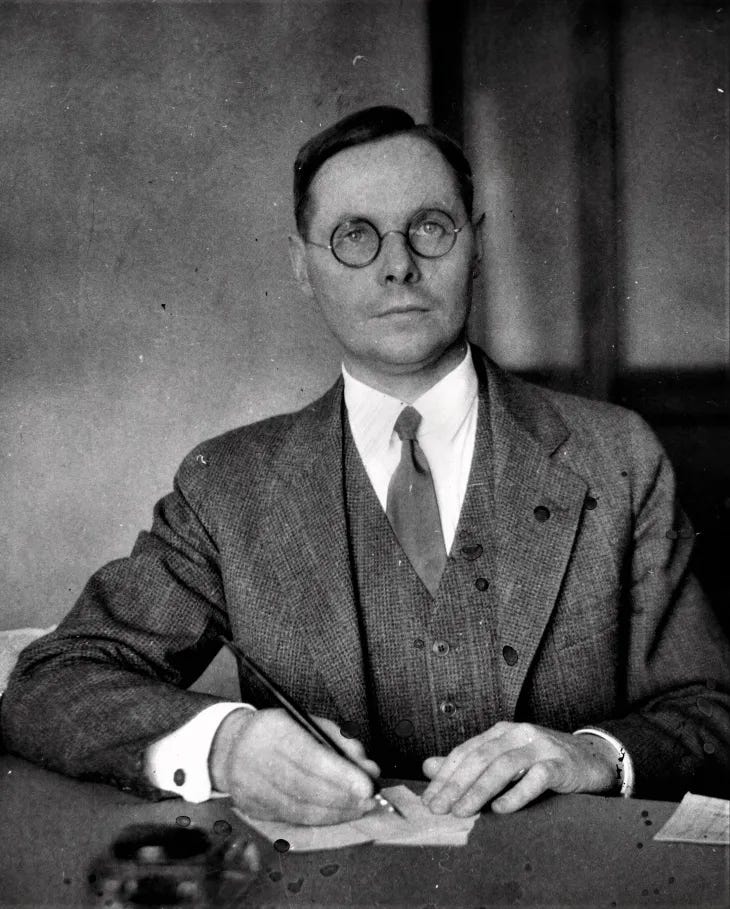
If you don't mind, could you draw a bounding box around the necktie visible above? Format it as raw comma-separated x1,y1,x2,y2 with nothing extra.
386,406,447,597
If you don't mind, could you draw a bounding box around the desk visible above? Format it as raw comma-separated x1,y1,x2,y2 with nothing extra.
1,755,727,907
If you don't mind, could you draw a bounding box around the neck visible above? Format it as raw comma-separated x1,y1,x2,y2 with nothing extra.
344,339,468,402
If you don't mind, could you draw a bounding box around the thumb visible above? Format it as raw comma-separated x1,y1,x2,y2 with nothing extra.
422,756,446,779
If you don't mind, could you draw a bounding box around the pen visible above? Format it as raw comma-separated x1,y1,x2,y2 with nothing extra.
217,636,404,818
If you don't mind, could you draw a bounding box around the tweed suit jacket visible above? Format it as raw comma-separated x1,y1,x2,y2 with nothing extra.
3,349,729,799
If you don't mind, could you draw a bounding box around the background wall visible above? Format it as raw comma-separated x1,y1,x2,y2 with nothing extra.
0,0,429,631
2,0,728,640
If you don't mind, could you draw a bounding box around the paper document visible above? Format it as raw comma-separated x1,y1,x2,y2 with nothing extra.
235,784,478,851
654,792,730,845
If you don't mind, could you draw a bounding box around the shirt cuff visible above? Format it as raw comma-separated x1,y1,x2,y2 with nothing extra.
573,726,635,797
145,702,254,803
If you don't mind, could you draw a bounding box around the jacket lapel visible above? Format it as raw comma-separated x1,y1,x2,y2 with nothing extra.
478,356,589,718
264,381,371,737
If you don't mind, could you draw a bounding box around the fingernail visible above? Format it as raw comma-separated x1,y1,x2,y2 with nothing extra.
429,799,448,815
357,797,377,813
453,804,475,818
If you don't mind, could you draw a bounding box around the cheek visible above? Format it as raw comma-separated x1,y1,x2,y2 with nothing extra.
310,275,370,332
429,264,473,315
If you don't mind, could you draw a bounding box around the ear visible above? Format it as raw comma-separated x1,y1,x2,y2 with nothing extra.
288,234,315,299
471,213,485,279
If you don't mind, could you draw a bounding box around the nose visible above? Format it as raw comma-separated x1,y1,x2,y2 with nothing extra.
376,230,421,286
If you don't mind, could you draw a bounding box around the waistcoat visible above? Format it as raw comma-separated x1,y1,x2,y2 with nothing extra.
343,394,505,778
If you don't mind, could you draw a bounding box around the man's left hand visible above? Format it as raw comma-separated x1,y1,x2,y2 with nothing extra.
422,721,617,816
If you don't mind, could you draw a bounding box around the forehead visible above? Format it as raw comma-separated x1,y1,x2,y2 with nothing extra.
306,134,462,226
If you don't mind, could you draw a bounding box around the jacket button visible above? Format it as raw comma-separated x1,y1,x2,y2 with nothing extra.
533,505,550,522
413,638,425,649
173,768,186,787
340,720,361,739
585,496,598,510
502,645,519,666
439,701,456,715
475,577,489,591
432,640,450,655
461,543,483,560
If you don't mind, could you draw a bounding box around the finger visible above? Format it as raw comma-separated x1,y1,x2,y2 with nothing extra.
424,723,517,787
260,750,377,825
448,750,533,817
315,717,382,779
231,759,377,826
424,753,497,813
255,714,373,799
423,734,503,808
422,756,446,779
421,722,546,809
280,739,376,804
491,759,561,814
233,715,375,815
282,795,378,827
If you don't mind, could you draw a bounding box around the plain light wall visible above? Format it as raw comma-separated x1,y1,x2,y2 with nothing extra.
1,1,430,630
464,0,584,371
619,2,729,369
463,0,729,374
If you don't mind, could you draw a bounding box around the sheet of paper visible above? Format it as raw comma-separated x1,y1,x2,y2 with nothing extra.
654,792,730,845
235,784,478,851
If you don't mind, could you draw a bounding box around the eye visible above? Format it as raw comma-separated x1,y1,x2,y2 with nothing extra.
332,219,375,249
417,220,446,238
410,210,454,240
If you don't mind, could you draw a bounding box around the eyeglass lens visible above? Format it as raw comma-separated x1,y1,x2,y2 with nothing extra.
330,209,458,266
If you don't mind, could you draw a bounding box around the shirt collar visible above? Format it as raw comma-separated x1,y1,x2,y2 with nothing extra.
342,346,478,453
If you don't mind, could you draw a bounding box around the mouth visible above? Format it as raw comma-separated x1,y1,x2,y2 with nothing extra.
375,304,429,318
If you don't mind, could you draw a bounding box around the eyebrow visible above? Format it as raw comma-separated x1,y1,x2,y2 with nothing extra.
329,203,460,228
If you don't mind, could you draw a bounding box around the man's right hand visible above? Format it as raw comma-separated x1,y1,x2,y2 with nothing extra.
209,708,380,825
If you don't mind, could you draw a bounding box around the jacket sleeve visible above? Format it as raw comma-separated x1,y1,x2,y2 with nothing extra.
0,452,233,798
597,411,730,799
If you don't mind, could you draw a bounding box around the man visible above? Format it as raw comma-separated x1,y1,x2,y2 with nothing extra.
3,107,729,826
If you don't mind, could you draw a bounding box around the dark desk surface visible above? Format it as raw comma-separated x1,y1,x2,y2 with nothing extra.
1,754,728,908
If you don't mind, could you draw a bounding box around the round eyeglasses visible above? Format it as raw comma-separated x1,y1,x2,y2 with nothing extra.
304,209,466,268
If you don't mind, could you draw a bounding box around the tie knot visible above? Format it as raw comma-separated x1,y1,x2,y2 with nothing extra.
393,406,422,442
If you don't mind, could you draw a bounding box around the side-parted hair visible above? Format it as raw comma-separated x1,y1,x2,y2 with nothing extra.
293,106,474,234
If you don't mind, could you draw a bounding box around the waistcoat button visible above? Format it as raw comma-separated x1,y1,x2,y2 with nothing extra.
533,505,551,522
502,645,519,666
475,577,489,591
461,543,483,560
585,496,598,510
432,640,450,655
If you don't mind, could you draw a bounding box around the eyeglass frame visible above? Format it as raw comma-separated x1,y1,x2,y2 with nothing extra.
302,209,483,269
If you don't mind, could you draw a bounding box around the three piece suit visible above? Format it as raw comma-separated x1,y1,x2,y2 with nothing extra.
3,348,729,798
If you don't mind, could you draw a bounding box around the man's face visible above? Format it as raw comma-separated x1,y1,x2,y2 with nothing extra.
290,135,477,385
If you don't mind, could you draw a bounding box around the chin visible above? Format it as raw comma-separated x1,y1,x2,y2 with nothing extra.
376,335,462,372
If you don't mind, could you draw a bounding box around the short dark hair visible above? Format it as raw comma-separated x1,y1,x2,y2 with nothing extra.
293,105,474,234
